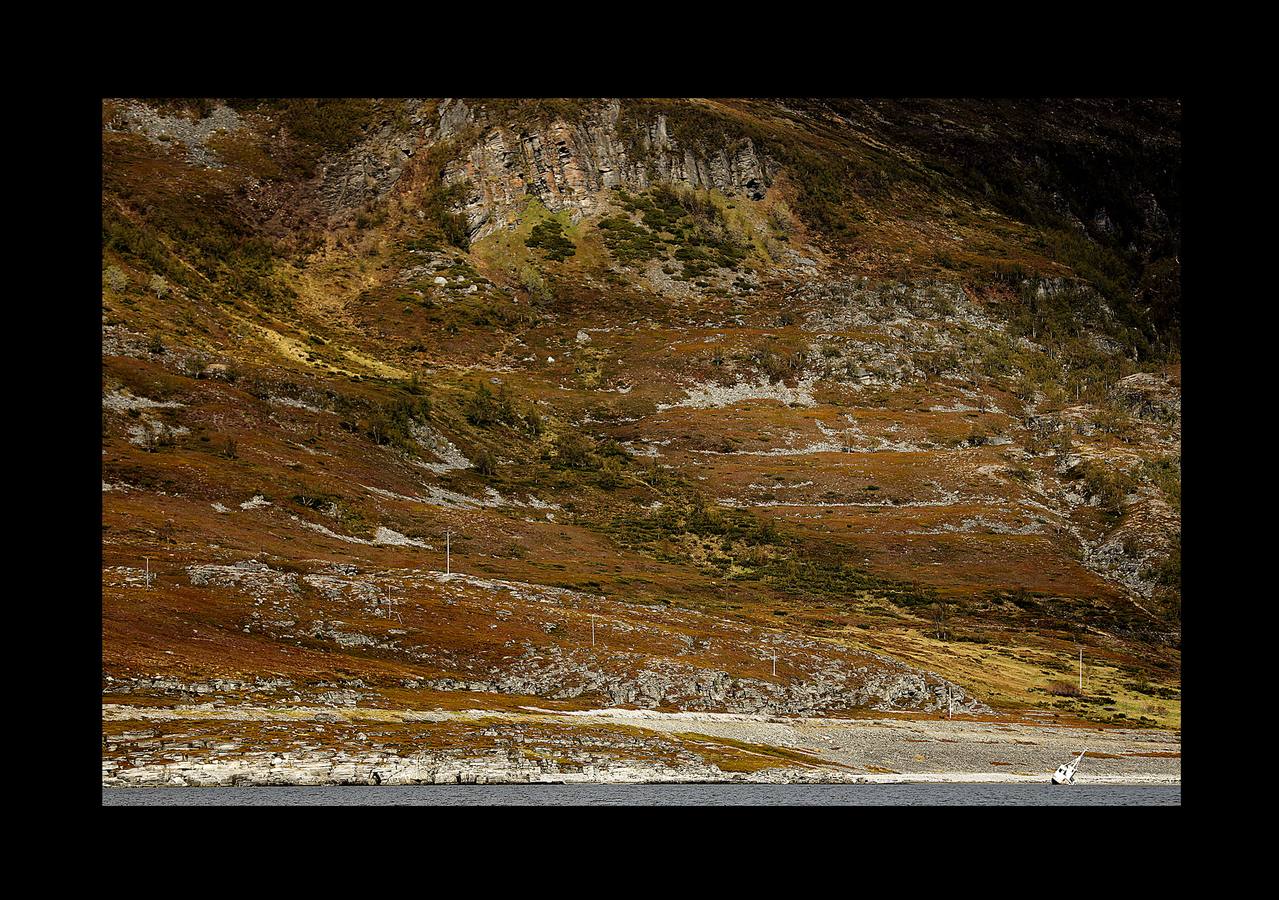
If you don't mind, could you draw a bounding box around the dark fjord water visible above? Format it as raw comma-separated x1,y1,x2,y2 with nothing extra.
103,784,1180,806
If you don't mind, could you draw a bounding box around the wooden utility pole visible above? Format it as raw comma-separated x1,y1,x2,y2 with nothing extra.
445,529,451,576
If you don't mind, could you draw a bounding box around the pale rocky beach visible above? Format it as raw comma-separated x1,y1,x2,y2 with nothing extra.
102,704,1180,787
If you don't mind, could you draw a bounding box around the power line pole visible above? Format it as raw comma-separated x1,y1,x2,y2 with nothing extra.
772,650,777,677
445,529,451,576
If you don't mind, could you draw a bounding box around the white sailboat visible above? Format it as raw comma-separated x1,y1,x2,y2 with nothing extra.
1051,749,1087,785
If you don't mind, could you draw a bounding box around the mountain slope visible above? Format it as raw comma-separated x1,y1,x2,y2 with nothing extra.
101,98,1181,776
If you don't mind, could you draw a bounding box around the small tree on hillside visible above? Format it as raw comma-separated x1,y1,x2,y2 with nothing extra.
104,266,128,293
465,384,500,427
474,449,497,477
931,600,950,641
553,432,594,469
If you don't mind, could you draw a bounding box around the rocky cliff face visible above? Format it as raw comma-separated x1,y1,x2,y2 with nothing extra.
437,99,774,240
140,97,775,236
314,116,422,217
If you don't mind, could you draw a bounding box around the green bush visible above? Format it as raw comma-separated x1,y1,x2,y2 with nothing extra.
552,432,595,469
525,218,576,261
598,215,665,265
1141,455,1181,513
364,397,431,450
598,457,624,489
1069,460,1137,519
464,384,502,427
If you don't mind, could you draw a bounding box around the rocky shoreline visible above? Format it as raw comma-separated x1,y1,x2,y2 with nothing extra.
103,705,1180,788
103,757,1180,788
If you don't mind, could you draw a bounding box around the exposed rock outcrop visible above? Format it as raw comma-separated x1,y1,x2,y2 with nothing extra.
419,644,990,717
314,100,426,217
437,99,774,240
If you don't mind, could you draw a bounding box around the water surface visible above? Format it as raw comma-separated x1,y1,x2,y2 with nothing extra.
103,784,1180,806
